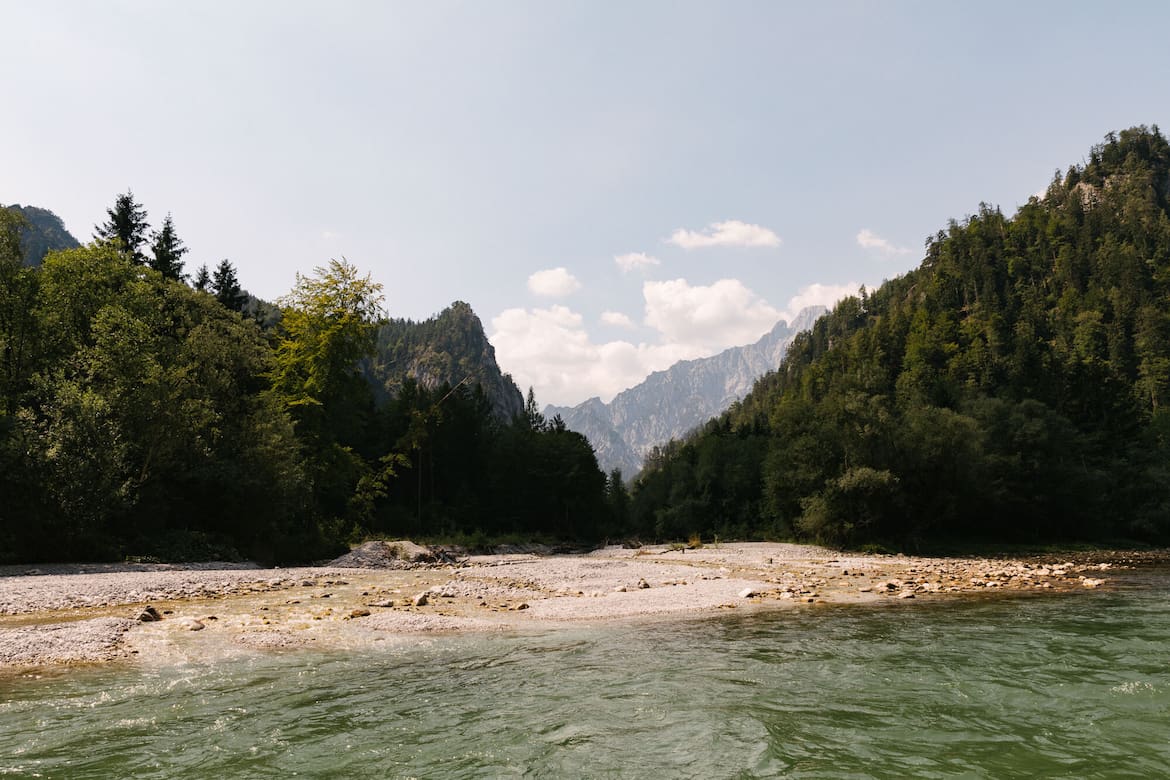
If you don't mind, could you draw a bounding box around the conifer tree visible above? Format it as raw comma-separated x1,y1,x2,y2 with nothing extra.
192,264,211,292
148,213,188,280
211,259,245,312
94,190,149,264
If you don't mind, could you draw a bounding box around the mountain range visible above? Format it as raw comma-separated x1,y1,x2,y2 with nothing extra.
545,305,826,477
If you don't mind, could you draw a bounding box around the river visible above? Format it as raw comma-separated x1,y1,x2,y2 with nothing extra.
3,569,1169,778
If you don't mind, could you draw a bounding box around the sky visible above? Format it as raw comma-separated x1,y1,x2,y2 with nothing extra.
5,1,1169,406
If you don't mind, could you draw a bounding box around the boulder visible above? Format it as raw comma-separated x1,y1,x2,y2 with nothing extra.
137,606,162,622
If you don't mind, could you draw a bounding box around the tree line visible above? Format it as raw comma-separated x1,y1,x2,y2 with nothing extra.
0,193,610,563
630,127,1170,549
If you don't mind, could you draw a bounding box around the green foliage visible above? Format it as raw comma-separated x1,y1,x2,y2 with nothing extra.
2,204,80,266
94,190,150,264
211,259,245,312
149,213,188,280
634,126,1170,548
2,205,610,563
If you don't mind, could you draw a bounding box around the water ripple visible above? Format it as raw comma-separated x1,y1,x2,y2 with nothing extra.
4,572,1170,777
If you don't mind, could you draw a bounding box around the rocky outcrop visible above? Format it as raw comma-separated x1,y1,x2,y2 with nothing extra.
364,301,525,421
545,306,825,477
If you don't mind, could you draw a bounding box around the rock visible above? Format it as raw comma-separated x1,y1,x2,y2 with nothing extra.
739,587,758,599
516,603,530,610
412,592,429,607
179,618,205,631
1081,578,1105,588
350,609,371,618
137,606,162,622
898,591,916,599
637,578,650,589
327,540,442,569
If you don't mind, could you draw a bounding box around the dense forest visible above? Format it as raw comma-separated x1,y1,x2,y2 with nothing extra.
0,195,608,563
631,127,1170,549
6,127,1170,562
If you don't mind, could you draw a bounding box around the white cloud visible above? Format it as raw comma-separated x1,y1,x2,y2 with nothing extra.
643,278,781,351
492,276,797,406
856,228,911,256
527,267,581,297
666,219,781,249
779,281,861,323
601,311,635,328
614,252,660,273
491,305,695,406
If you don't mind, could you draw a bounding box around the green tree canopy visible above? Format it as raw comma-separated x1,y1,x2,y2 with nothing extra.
149,213,188,280
94,190,149,264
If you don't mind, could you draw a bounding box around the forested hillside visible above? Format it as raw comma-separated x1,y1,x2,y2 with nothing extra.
3,203,80,265
0,200,606,564
632,127,1170,548
365,301,525,421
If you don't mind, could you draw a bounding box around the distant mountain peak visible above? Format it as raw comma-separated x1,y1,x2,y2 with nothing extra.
2,203,80,265
364,300,524,420
545,305,827,477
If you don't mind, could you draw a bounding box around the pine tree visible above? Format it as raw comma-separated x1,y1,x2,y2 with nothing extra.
94,190,149,264
192,264,211,292
148,213,188,281
211,259,245,312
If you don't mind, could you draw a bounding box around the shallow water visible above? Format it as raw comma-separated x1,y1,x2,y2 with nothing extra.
3,572,1170,778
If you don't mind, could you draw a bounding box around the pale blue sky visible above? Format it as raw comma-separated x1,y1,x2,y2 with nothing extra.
4,2,1167,404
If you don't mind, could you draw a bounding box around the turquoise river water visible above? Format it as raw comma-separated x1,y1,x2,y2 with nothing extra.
3,569,1170,778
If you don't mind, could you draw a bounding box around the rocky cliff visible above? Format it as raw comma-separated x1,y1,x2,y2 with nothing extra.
365,301,525,421
545,306,825,477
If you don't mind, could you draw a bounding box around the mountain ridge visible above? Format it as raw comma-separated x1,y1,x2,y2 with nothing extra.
365,300,525,421
546,305,826,476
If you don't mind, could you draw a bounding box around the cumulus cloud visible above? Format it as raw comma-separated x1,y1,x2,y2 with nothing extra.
601,311,635,328
856,228,911,256
666,219,781,249
614,252,661,273
527,267,582,297
492,277,801,406
643,278,781,351
491,305,696,406
779,281,861,323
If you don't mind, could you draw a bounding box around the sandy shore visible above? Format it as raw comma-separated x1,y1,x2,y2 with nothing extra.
0,543,1161,671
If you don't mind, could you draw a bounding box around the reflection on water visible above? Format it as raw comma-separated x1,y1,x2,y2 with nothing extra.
3,571,1170,778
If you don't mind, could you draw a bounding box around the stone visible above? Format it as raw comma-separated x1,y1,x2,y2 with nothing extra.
350,609,371,618
898,591,916,599
613,585,627,593
637,578,651,589
137,606,162,622
739,587,758,599
412,592,429,607
180,618,205,631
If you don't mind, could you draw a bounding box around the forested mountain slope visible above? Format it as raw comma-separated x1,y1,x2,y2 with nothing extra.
545,306,825,478
365,301,524,421
0,208,604,564
632,127,1170,548
3,204,80,265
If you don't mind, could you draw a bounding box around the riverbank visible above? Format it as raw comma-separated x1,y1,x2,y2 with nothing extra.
1,543,1163,671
